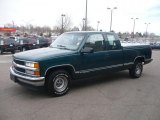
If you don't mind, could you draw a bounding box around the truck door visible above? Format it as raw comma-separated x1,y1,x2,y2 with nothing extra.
78,33,108,75
104,33,124,71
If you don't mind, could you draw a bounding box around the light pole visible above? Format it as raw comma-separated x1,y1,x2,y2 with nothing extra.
107,7,117,32
82,18,85,31
85,0,88,31
145,23,150,39
131,18,138,38
61,14,65,34
97,21,100,31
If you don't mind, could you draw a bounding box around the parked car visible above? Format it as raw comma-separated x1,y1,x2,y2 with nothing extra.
10,32,152,96
36,37,52,48
18,37,38,51
150,42,160,49
0,37,20,54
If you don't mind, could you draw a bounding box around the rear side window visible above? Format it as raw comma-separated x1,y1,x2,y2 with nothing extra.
6,39,15,44
22,39,29,44
107,34,116,45
85,34,104,52
106,34,121,50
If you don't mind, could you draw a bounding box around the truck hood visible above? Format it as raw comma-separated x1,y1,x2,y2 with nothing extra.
13,47,76,61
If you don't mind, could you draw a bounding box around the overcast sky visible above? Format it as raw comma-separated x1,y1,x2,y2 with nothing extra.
0,0,160,35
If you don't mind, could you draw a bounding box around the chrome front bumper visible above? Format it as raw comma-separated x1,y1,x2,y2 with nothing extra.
10,67,45,86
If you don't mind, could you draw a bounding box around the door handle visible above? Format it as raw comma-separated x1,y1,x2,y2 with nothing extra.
105,53,109,56
105,53,110,58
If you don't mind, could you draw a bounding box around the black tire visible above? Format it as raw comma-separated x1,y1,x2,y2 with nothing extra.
0,48,3,54
11,50,15,54
47,70,70,96
129,60,143,78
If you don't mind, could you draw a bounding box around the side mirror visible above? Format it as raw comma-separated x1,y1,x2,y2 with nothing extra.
81,47,94,53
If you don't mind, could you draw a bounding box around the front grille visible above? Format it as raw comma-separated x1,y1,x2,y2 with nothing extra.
14,59,25,65
13,58,25,74
14,66,25,73
12,58,38,77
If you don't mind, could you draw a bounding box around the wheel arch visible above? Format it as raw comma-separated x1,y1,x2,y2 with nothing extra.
134,56,145,63
44,64,76,85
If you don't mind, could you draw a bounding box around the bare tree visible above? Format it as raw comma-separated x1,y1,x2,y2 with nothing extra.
71,26,80,31
55,14,72,34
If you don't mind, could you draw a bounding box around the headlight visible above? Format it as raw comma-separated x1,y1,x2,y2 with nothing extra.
25,69,40,76
25,62,39,68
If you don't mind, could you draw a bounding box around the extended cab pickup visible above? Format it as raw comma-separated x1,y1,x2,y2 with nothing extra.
10,32,152,96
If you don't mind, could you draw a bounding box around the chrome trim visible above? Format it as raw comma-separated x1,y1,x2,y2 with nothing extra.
45,64,76,75
13,66,39,77
75,64,123,74
13,62,38,71
16,78,44,86
124,62,134,66
10,67,45,86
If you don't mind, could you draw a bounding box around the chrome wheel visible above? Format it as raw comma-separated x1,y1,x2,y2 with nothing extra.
129,61,143,78
53,75,68,92
135,63,142,75
47,70,70,96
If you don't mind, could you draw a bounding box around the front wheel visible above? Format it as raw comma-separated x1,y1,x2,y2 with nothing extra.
47,70,70,96
129,61,143,78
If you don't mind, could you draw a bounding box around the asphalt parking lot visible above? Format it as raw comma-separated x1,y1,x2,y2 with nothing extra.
0,50,160,120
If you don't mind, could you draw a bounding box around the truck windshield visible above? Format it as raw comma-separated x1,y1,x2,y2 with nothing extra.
50,33,85,50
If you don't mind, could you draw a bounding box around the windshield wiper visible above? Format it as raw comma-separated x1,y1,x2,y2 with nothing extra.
57,45,70,50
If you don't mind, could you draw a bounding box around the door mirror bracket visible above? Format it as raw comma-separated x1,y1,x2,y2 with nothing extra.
81,47,94,53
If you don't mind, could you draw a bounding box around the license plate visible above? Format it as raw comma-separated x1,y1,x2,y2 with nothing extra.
10,44,13,47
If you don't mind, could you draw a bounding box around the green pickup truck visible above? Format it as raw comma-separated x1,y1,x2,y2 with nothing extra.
10,32,152,96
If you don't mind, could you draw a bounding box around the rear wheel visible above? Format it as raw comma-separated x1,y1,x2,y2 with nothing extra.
11,50,15,54
129,61,143,78
0,48,3,55
0,48,3,54
47,70,70,96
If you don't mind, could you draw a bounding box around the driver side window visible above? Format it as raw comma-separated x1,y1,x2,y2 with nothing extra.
85,34,104,52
